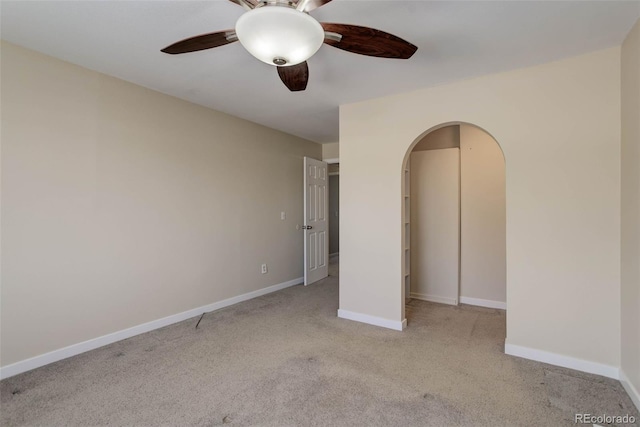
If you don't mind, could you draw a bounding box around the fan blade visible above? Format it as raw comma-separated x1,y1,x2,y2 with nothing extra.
320,23,417,59
278,62,309,92
296,0,333,12
161,30,237,54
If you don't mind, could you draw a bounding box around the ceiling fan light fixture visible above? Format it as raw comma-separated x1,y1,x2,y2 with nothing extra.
235,6,325,66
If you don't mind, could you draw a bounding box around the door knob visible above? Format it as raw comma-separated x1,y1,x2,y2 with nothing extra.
302,225,313,230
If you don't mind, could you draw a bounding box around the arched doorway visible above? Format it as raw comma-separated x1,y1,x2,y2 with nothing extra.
401,123,506,321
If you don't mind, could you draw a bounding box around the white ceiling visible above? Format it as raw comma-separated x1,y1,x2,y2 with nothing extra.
2,1,639,143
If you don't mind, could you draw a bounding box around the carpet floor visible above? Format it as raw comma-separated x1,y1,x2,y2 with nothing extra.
1,258,638,426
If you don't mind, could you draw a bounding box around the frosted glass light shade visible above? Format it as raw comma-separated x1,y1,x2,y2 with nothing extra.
235,6,325,66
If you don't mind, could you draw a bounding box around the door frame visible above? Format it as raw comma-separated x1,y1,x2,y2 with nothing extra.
401,122,506,321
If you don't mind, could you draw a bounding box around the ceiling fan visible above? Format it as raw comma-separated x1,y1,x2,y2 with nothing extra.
161,0,418,91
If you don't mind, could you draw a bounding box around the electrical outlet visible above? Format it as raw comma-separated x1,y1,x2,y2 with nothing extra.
280,211,286,220
261,264,268,274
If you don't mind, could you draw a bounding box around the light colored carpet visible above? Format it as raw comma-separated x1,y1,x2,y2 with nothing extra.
1,258,638,426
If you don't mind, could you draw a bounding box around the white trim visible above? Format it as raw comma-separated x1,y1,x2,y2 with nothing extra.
0,277,303,380
504,342,619,379
459,296,506,310
337,309,406,331
620,369,640,412
410,292,458,306
324,157,339,164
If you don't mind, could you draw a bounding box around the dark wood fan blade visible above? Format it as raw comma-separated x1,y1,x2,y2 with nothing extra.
321,23,417,59
296,0,333,12
277,62,309,92
161,30,237,54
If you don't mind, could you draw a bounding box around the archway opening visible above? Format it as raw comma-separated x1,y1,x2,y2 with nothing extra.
401,122,506,324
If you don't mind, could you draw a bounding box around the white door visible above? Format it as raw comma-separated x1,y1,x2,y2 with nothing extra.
304,157,329,285
410,148,460,305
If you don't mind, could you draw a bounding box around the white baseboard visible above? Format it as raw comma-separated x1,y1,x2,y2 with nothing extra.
337,309,406,331
459,296,506,310
0,277,303,380
504,342,619,379
620,369,640,412
410,292,458,306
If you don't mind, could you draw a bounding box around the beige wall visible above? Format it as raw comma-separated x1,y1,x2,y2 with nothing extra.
410,148,460,304
0,42,321,367
322,142,339,160
621,19,640,404
340,48,621,369
460,125,506,303
413,125,460,151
